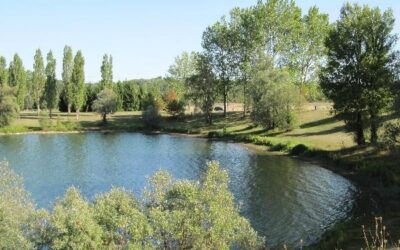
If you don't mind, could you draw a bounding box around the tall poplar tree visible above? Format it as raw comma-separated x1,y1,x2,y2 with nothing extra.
100,54,113,89
44,51,58,118
8,54,27,110
0,56,8,86
62,46,74,114
71,50,85,120
32,49,46,114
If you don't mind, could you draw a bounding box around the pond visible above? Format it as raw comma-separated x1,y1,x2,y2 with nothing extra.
0,132,356,247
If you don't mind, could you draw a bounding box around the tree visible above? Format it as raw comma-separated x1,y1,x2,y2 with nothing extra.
0,56,8,86
0,162,35,249
8,54,27,110
62,46,74,114
100,54,113,89
143,161,264,249
202,19,238,117
250,55,303,130
44,51,58,118
32,49,46,114
167,51,198,98
50,187,103,249
71,51,85,120
289,6,330,85
0,84,19,126
92,88,118,122
94,188,151,248
320,3,398,145
186,53,218,124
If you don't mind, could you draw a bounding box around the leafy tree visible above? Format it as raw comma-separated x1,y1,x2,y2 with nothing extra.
202,18,238,117
94,188,151,248
50,187,103,249
0,85,18,126
143,161,264,249
44,51,58,118
100,54,113,89
0,56,8,86
0,162,35,249
92,88,118,122
167,51,198,98
290,6,330,85
8,54,27,110
320,3,398,145
186,53,218,124
250,55,303,130
71,50,85,120
62,46,74,114
32,49,46,114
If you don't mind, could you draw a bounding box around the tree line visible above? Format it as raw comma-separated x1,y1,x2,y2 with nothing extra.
168,1,400,145
0,0,399,145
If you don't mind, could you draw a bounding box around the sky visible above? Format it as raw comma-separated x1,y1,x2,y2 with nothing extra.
1,0,399,82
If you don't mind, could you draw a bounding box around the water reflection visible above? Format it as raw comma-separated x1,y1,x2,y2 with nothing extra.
0,133,356,247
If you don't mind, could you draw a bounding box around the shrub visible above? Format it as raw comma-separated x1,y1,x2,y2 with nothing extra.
382,121,400,149
142,105,161,129
39,117,52,130
92,88,118,122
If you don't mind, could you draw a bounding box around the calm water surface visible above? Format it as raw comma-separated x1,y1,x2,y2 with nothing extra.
0,133,356,247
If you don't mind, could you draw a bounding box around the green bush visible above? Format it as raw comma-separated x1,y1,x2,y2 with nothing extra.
0,161,264,249
39,117,52,130
142,105,161,129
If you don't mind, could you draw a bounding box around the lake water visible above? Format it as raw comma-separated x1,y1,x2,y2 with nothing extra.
0,132,356,247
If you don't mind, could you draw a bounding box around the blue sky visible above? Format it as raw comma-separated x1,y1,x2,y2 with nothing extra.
1,0,399,82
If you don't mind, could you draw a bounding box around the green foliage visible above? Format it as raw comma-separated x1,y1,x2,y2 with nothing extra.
100,54,113,89
382,121,400,149
0,161,263,249
8,53,27,110
167,51,197,98
142,105,161,129
0,85,19,126
0,162,35,249
250,55,303,130
143,161,264,249
62,46,74,113
94,188,151,248
320,3,397,145
186,53,218,124
92,88,118,122
71,50,85,117
44,51,58,117
50,187,103,249
0,56,8,86
32,49,46,112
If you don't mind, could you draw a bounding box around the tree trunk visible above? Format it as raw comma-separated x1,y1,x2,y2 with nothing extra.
76,110,79,120
356,111,366,145
49,109,52,119
370,111,378,144
68,104,71,114
243,84,247,118
223,85,227,118
102,113,107,123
